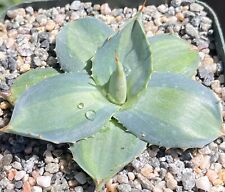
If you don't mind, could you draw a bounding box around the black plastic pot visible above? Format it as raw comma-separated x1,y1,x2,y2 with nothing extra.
1,0,225,67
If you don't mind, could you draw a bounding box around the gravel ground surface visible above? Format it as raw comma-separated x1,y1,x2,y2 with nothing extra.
0,0,225,191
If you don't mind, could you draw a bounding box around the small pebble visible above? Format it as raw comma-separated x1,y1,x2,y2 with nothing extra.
23,181,31,192
117,184,132,192
206,169,218,184
15,170,26,181
100,3,111,15
196,176,212,191
74,172,87,185
190,3,204,12
157,5,168,14
128,172,135,181
117,174,129,184
140,164,154,179
70,1,81,10
75,186,84,192
45,163,59,174
32,186,43,192
36,176,51,188
185,23,199,38
45,20,55,31
165,172,177,190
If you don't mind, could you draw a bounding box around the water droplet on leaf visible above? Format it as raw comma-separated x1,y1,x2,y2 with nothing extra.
124,66,131,76
141,133,146,138
85,110,96,121
77,103,84,109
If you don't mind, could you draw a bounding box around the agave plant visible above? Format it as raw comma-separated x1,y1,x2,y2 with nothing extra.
0,10,223,191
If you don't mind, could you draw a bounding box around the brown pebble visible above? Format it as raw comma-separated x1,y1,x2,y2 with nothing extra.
0,23,7,38
68,179,78,187
176,12,184,21
106,180,118,192
8,169,17,181
165,172,177,190
19,64,31,73
28,176,36,186
45,20,56,31
219,169,225,182
116,16,123,23
23,181,31,192
194,167,202,174
0,101,10,110
203,56,214,65
140,164,154,179
160,16,169,23
213,179,224,186
206,169,218,184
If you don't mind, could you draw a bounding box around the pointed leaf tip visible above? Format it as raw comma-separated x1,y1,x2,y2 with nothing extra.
139,0,147,12
107,53,127,105
70,120,146,186
93,15,151,103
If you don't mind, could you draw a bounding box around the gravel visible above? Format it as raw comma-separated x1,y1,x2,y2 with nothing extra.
0,0,225,191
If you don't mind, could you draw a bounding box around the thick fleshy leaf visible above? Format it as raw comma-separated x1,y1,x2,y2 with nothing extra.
92,13,152,100
7,68,59,105
70,120,146,189
149,34,200,77
107,54,127,105
56,17,113,72
115,72,223,148
4,73,117,143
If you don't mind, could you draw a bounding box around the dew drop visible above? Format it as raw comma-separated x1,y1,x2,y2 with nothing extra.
85,110,96,121
77,103,84,109
141,133,146,138
124,66,131,76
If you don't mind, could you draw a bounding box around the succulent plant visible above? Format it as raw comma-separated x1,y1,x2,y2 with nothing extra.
0,10,223,191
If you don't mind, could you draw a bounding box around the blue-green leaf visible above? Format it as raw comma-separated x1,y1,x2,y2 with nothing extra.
149,34,200,77
4,73,117,143
92,13,152,101
8,68,59,105
56,17,113,72
70,120,146,190
115,72,223,148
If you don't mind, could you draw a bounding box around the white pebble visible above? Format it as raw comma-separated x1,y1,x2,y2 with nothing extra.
32,186,43,192
100,3,111,15
36,176,51,188
196,176,211,191
75,186,84,192
70,1,81,11
15,170,26,181
190,3,204,12
157,4,168,14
